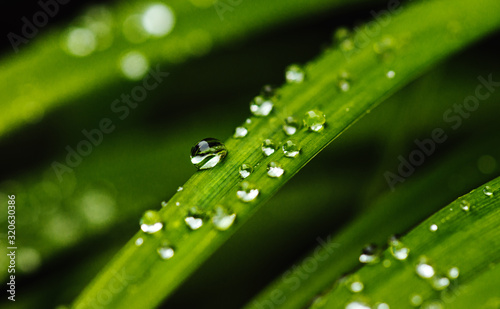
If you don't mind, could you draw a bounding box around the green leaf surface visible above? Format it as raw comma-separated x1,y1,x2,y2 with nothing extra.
71,0,500,308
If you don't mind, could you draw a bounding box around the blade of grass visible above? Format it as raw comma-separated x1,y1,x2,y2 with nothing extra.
313,177,500,308
72,0,500,308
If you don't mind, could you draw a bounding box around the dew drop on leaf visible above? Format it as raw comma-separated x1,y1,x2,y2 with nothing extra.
157,241,175,260
267,162,284,178
283,140,301,158
250,96,274,116
211,206,236,231
184,207,204,230
483,185,494,197
135,237,144,246
375,303,390,309
140,210,163,234
177,186,183,192
429,224,438,232
345,301,370,309
283,116,301,135
262,139,277,156
234,126,248,138
389,235,410,260
416,258,435,279
448,267,460,279
304,110,326,132
285,64,305,83
239,164,253,179
386,70,396,79
359,244,380,264
190,138,228,170
460,200,470,212
337,71,351,92
410,294,423,306
431,275,450,290
237,181,259,202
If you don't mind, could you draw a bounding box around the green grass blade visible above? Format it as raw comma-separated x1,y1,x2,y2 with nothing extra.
313,177,500,308
72,0,500,308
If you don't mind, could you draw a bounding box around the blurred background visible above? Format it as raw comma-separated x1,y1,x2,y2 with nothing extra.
0,0,499,308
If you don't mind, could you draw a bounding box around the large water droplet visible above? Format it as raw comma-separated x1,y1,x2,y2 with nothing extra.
282,140,300,158
237,181,259,202
234,127,248,138
267,162,284,178
262,139,277,156
190,138,228,170
250,96,274,117
389,235,410,260
184,207,204,230
359,244,380,264
304,110,326,132
416,258,435,279
239,164,253,179
283,116,301,135
211,206,236,231
483,185,494,197
140,210,163,234
157,241,175,260
460,200,470,212
285,64,305,83
142,3,175,37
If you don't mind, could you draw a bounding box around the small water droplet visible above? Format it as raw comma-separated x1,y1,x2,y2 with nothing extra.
175,202,180,206
483,185,494,197
142,3,175,37
285,64,305,83
283,116,301,135
283,140,300,158
157,241,175,260
184,207,204,230
190,138,228,170
250,96,274,116
429,224,438,232
359,244,380,264
237,181,259,202
460,200,470,212
410,294,423,306
239,164,253,179
245,118,252,124
386,70,396,79
177,186,183,192
267,162,284,178
262,139,277,156
337,71,351,92
389,235,410,260
140,210,163,234
448,267,460,279
234,126,248,138
64,27,96,57
211,206,236,231
135,237,144,246
345,302,370,309
416,258,435,279
161,201,168,207
376,303,390,309
304,110,326,132
431,275,450,290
